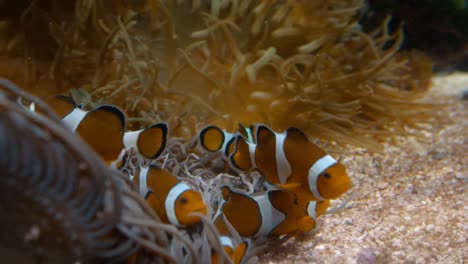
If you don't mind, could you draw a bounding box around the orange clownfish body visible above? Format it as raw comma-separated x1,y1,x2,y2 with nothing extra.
123,123,168,160
229,125,351,202
216,186,329,238
133,165,207,226
199,124,255,157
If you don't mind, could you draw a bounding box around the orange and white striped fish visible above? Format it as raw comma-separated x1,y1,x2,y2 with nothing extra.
30,96,168,163
132,165,208,226
26,95,126,163
214,186,329,238
199,124,255,157
229,125,351,202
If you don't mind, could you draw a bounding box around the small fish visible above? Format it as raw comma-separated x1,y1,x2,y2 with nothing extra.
210,235,249,264
229,125,351,201
199,124,255,156
123,123,168,159
61,104,126,162
215,185,329,238
133,165,207,226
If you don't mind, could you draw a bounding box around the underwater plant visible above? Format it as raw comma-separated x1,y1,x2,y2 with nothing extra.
0,0,435,150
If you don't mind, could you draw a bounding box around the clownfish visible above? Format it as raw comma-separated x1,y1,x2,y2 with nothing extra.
132,165,207,226
26,95,125,162
210,235,249,264
61,104,126,162
229,125,351,202
215,186,329,238
199,124,255,156
123,123,168,159
28,95,126,162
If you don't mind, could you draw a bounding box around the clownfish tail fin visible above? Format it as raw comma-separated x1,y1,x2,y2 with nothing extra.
137,122,168,159
199,125,223,152
228,135,255,172
199,125,227,152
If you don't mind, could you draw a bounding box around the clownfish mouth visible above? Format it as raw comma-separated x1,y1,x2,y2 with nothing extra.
191,206,208,217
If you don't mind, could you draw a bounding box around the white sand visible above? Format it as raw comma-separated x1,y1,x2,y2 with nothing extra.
261,73,468,264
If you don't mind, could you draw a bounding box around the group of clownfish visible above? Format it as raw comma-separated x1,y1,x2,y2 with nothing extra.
199,124,351,263
25,96,352,264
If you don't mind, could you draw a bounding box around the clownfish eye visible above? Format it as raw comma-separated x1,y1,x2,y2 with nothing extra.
179,197,188,204
323,173,331,179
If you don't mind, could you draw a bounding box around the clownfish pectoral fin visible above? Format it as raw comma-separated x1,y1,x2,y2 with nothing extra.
285,127,309,141
75,105,125,161
199,125,225,152
135,122,168,159
228,135,255,172
280,182,302,192
297,216,316,233
232,241,249,264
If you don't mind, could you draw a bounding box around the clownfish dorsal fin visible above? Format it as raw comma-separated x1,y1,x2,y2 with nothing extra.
255,124,275,145
145,165,179,197
73,105,125,161
286,126,326,159
285,127,308,141
228,135,256,172
42,95,76,118
283,126,329,189
124,122,168,159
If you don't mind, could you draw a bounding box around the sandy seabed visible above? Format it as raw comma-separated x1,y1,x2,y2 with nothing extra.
261,73,467,264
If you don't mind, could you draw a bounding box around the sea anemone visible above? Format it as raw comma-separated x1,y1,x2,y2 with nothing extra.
0,0,434,149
